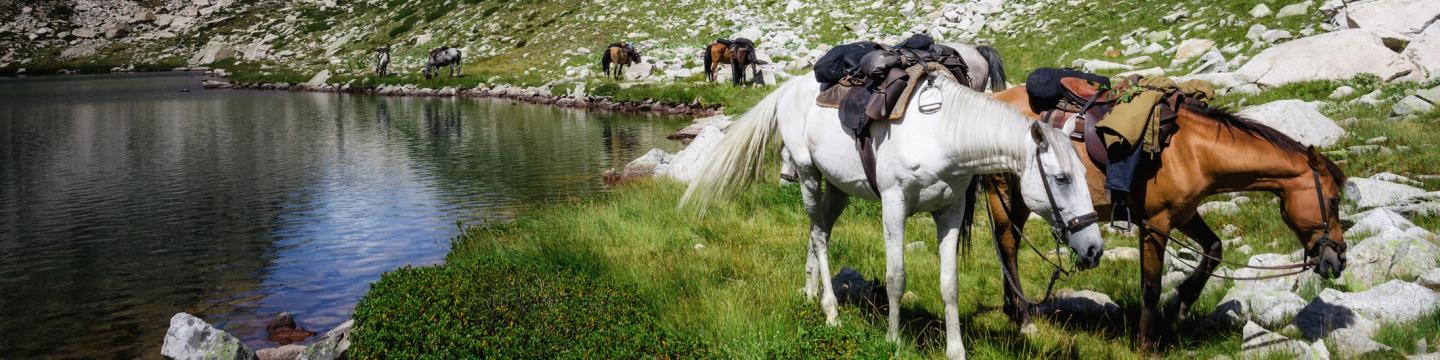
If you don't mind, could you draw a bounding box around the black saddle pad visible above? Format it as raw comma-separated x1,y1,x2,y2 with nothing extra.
1026,67,1110,113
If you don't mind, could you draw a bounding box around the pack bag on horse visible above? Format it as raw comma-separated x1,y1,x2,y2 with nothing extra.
680,62,1104,360
602,42,643,80
423,46,462,79
986,68,1349,351
374,46,391,77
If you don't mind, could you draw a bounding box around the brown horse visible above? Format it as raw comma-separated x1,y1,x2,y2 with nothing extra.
703,39,733,83
602,42,642,80
986,86,1349,351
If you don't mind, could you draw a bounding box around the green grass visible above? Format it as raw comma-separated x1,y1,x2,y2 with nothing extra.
352,179,1259,359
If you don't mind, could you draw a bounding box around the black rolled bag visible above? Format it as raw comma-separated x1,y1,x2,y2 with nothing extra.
1025,67,1111,114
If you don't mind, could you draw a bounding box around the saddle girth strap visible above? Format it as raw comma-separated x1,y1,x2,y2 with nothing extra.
857,128,882,198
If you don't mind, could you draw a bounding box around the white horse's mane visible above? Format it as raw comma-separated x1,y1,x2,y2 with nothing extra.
926,72,1076,175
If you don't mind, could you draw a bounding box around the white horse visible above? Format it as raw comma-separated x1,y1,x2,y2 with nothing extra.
682,72,1104,359
423,47,462,79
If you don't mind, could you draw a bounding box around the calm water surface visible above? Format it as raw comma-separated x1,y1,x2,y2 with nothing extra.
0,73,688,358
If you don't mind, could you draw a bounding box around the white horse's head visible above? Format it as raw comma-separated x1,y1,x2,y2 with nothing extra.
1017,118,1104,269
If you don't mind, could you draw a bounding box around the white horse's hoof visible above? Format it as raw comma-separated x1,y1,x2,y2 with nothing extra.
1020,323,1039,335
825,317,840,327
945,349,966,360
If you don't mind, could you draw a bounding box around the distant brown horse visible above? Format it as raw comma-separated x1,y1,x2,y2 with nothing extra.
602,42,642,80
704,38,761,85
986,86,1348,351
703,39,733,83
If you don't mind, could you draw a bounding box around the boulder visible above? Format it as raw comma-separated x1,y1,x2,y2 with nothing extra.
1173,39,1215,63
1394,95,1437,116
1345,177,1426,209
1235,100,1344,147
1276,1,1312,18
669,114,733,140
295,319,352,360
304,70,331,86
1241,321,1328,359
1035,289,1121,318
1072,59,1133,73
190,42,236,65
1340,226,1439,289
1329,86,1356,100
1386,191,1440,218
1197,200,1239,216
1236,30,1417,87
1103,246,1139,262
161,313,259,360
623,62,654,81
622,148,674,178
256,345,306,360
1250,4,1273,18
1344,208,1416,238
663,126,724,183
72,28,98,39
133,10,157,23
1345,0,1440,35
105,23,131,39
1212,253,1314,328
1317,280,1439,324
1420,268,1440,288
1403,23,1440,79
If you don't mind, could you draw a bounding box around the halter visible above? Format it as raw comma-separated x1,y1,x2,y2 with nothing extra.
1032,123,1101,238
986,126,1101,305
1305,160,1346,258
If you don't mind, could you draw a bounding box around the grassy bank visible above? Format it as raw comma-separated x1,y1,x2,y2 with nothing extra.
348,174,1439,359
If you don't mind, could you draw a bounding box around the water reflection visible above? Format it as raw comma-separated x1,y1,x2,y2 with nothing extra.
0,73,688,359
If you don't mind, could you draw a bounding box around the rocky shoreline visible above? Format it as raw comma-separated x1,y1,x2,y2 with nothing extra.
201,78,722,117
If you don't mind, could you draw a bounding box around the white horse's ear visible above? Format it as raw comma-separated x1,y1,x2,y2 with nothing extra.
1061,115,1078,135
1029,122,1049,151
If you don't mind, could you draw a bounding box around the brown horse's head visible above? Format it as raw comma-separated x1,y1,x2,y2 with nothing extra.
1294,147,1348,279
1187,105,1350,279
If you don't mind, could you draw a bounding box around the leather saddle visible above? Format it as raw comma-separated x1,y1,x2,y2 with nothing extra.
1033,74,1183,169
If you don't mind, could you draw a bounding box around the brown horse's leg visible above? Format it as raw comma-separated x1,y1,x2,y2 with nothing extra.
1166,217,1223,321
984,175,1032,327
1138,220,1171,352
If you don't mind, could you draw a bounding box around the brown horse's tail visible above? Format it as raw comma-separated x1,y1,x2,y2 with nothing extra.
960,175,980,258
703,45,715,81
601,48,612,76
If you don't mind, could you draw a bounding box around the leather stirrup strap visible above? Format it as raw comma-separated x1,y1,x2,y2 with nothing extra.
1080,89,1112,167
858,131,881,198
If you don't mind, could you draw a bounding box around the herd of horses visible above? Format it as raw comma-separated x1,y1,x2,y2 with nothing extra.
681,41,1349,358
375,39,764,85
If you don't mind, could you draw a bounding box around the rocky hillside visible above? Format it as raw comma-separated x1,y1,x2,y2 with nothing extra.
7,0,1432,87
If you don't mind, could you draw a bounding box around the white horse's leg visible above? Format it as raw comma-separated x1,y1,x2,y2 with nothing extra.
799,170,824,300
933,200,968,360
813,182,848,324
881,191,909,342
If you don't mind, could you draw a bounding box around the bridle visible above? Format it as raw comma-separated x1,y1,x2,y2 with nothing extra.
1304,158,1346,260
986,124,1100,305
1031,123,1101,238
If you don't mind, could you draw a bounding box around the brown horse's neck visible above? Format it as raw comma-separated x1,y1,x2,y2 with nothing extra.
1172,111,1319,194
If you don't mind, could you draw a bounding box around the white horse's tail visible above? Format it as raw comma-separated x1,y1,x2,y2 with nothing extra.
680,77,802,213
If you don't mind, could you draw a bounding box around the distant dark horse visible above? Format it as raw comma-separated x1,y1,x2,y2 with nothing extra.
374,46,391,77
704,38,762,85
601,42,641,80
729,38,762,85
423,47,462,79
